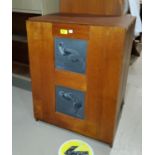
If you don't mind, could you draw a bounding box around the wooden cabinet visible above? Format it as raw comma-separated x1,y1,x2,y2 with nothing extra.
26,13,135,145
60,0,126,16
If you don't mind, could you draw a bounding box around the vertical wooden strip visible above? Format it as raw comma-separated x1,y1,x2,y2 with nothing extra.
38,22,55,122
27,21,44,120
87,26,127,144
86,26,107,127
27,21,55,122
100,27,126,144
114,21,135,134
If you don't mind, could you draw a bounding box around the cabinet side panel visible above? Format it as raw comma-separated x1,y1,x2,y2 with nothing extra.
120,22,135,105
113,20,135,145
101,27,126,144
116,20,135,115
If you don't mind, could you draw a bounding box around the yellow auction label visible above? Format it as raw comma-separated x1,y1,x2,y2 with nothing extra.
60,29,68,35
59,139,94,155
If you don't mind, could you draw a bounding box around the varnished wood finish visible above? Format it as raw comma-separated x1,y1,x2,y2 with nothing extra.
60,0,125,16
29,13,134,28
52,23,90,40
55,70,87,91
27,14,135,145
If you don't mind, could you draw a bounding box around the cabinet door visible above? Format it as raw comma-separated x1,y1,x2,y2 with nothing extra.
12,0,42,13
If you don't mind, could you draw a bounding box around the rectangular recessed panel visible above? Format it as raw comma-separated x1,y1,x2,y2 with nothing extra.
56,86,85,119
54,37,88,74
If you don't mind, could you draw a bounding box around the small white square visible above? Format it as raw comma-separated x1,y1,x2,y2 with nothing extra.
68,29,73,34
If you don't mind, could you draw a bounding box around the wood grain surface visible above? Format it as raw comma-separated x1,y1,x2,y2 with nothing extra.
60,0,125,16
28,13,134,29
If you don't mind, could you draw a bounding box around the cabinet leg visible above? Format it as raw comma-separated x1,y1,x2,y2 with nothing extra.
34,116,39,121
35,118,39,121
120,99,125,111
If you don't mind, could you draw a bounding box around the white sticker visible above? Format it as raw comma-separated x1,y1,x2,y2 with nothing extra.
68,29,74,34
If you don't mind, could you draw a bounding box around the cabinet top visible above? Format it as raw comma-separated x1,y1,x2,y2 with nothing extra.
28,13,135,29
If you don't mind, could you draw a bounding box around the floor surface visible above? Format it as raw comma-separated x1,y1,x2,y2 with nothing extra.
12,57,142,155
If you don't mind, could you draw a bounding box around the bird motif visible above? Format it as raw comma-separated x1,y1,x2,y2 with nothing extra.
58,42,81,63
59,90,82,114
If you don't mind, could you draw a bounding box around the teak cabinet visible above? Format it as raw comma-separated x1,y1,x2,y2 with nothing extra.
27,13,135,145
60,0,126,16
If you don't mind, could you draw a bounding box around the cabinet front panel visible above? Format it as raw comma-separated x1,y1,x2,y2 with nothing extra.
52,23,90,40
27,20,133,145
